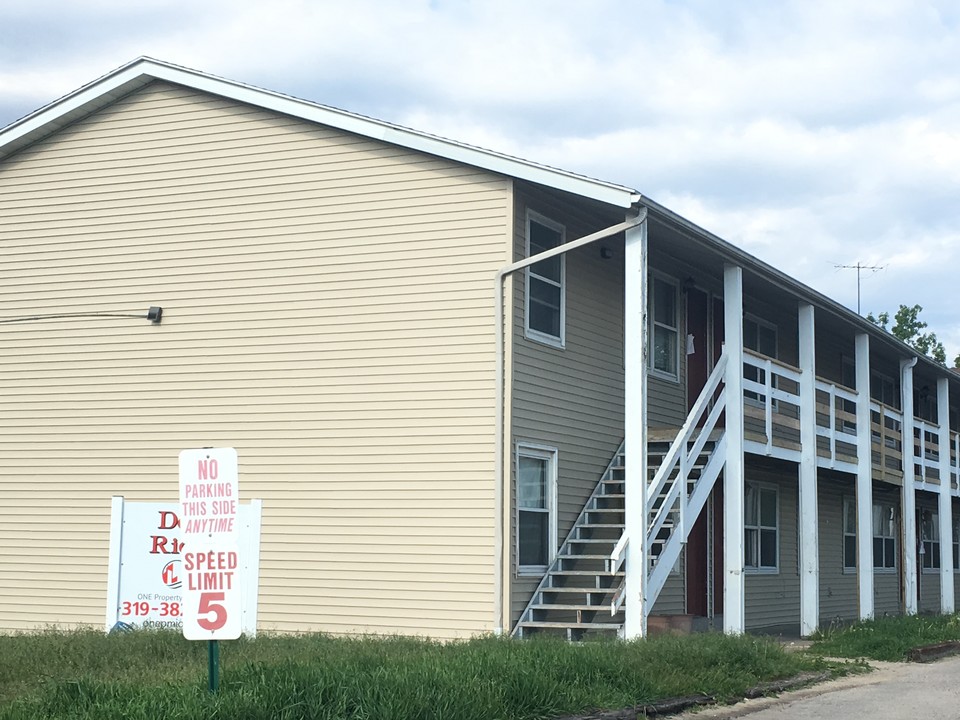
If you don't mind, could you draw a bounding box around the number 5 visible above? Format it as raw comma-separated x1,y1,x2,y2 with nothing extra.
197,592,227,631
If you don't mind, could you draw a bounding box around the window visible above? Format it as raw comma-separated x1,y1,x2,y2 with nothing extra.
744,483,778,571
650,275,679,379
873,502,897,570
871,370,898,409
920,510,940,571
517,444,557,573
953,518,959,571
525,213,565,346
843,498,857,571
743,315,777,404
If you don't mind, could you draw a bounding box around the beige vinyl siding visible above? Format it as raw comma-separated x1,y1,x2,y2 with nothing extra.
0,81,511,637
508,185,627,624
745,457,800,631
817,474,858,624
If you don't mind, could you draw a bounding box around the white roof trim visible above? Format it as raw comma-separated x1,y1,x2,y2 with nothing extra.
0,57,638,209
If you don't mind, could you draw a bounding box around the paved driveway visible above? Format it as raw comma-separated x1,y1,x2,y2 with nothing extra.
682,655,960,719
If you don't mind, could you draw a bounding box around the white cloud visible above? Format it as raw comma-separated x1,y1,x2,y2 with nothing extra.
2,0,960,356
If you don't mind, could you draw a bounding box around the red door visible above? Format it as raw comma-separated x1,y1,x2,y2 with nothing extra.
685,289,725,617
685,288,710,615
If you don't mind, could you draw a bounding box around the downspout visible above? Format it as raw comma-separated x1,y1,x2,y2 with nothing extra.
493,207,647,634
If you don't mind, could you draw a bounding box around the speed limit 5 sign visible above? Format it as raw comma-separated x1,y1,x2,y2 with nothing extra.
178,447,242,641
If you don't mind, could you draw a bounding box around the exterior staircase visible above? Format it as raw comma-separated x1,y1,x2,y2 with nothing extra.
512,352,729,640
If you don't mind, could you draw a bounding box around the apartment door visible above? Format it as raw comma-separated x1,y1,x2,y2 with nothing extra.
685,287,713,616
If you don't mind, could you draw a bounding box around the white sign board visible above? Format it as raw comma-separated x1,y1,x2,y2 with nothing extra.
178,447,243,640
105,498,261,634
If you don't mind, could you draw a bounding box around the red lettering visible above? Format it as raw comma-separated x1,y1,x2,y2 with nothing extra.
157,510,180,530
198,458,219,481
150,536,168,554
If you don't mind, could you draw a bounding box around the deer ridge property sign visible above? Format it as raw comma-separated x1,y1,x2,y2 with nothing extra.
178,447,243,640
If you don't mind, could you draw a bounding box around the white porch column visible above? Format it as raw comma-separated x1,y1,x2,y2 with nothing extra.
623,213,648,639
937,376,954,614
855,333,874,619
901,357,918,615
797,303,819,636
723,264,745,634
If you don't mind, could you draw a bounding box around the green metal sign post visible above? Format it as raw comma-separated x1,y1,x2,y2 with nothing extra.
208,640,220,693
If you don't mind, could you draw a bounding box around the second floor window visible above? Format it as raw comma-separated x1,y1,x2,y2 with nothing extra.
743,315,777,404
650,275,679,379
525,213,565,346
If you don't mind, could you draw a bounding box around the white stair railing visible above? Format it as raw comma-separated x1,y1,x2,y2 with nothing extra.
609,351,728,615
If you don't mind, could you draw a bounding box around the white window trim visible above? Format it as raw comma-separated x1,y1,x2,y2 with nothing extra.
920,509,941,574
873,501,898,574
516,442,558,576
744,481,779,574
524,211,566,349
952,516,960,572
842,496,857,574
649,271,680,382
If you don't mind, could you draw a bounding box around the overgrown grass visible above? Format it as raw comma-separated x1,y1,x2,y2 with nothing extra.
810,614,960,661
0,629,842,720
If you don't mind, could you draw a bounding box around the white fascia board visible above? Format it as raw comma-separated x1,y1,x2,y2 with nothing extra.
0,58,637,209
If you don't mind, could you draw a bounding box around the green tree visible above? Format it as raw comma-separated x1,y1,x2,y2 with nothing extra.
866,304,955,366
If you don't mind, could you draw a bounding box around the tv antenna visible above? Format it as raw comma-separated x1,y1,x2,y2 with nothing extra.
834,262,884,314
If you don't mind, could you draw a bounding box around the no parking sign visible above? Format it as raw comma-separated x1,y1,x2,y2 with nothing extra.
178,447,242,641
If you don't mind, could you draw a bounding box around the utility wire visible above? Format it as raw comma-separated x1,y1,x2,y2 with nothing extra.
0,310,160,324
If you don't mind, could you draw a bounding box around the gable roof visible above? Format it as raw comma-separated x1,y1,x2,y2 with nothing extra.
1,57,954,379
0,57,639,209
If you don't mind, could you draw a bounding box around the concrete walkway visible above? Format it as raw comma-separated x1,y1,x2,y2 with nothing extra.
682,655,960,719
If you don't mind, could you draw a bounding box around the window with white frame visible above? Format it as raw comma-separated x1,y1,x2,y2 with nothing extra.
921,510,940,571
843,498,857,571
953,517,959,571
525,213,565,346
744,482,778,571
873,502,897,570
517,444,557,573
743,315,777,404
650,275,679,379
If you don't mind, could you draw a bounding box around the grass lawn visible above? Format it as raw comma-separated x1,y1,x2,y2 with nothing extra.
809,613,960,662
0,630,840,720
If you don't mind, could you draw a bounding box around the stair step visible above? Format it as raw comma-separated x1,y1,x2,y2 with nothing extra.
517,621,623,630
531,603,616,611
551,569,624,576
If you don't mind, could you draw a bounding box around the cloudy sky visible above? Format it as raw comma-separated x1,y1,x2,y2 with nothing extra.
3,0,959,355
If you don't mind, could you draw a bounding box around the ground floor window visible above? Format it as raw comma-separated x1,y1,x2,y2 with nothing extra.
920,510,940,571
842,497,899,572
843,498,857,571
954,518,960,571
873,502,897,570
744,482,778,571
517,444,557,574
